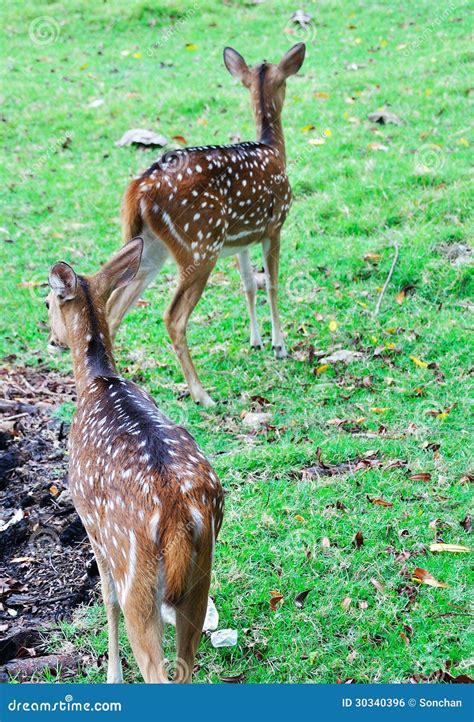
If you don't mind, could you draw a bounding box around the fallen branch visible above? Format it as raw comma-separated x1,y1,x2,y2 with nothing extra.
0,400,38,415
374,238,400,316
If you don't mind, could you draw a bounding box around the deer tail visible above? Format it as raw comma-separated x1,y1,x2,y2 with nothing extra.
161,520,194,604
121,181,143,242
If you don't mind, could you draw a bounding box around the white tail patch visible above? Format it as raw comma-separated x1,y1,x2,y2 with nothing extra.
149,510,161,541
160,597,218,631
190,505,204,540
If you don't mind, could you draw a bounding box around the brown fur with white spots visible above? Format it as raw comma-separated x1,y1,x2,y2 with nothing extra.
47,237,224,683
107,44,306,406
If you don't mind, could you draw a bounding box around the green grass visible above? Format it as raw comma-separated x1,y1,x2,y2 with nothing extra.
1,0,473,683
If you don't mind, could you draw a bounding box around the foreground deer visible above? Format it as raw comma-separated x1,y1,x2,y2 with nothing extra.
46,237,224,683
107,43,306,406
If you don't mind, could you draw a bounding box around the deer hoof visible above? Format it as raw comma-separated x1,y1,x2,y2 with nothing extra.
273,345,288,360
251,342,263,351
194,391,217,407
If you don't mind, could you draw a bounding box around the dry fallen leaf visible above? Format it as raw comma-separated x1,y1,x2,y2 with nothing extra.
409,472,432,482
410,355,429,368
342,596,352,610
412,567,448,588
368,110,403,126
399,632,410,646
369,497,393,508
241,411,271,428
429,543,470,554
358,600,368,610
319,349,363,364
321,537,331,548
291,10,313,27
115,128,168,148
294,589,312,609
10,556,36,563
354,531,364,548
426,404,455,419
315,364,330,375
368,142,389,152
370,578,384,592
269,590,284,611
17,280,42,288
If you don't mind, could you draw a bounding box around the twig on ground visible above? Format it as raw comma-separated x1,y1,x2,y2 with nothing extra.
374,238,400,316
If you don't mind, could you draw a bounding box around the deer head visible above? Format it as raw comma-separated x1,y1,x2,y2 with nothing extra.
47,237,143,352
223,43,306,145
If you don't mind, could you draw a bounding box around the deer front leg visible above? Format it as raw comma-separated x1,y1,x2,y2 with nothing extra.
164,262,217,407
237,249,263,349
262,233,287,358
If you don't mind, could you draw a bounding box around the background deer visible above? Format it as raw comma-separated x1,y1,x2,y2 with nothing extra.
47,237,224,683
107,43,306,406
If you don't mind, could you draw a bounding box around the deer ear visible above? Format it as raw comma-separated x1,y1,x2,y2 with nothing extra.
278,43,306,78
96,236,143,298
223,47,250,82
49,262,78,301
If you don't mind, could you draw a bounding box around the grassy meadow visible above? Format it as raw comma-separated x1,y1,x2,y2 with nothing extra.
0,0,472,683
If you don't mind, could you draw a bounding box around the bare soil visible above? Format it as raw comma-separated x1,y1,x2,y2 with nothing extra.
0,363,98,679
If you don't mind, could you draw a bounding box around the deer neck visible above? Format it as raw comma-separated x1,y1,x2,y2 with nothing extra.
254,64,286,165
65,278,118,397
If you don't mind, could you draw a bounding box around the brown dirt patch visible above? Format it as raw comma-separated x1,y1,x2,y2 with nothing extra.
0,363,98,677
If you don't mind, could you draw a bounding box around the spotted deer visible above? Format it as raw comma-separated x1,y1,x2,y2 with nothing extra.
46,237,224,683
107,43,306,406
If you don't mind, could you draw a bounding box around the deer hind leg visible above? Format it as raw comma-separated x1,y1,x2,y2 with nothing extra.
91,542,123,683
173,559,211,683
164,260,217,407
262,233,287,359
106,227,169,339
123,596,168,683
237,249,263,350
